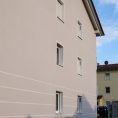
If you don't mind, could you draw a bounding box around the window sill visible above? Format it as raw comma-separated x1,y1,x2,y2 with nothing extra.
77,36,83,40
77,74,82,76
57,16,64,23
57,64,63,67
56,111,63,115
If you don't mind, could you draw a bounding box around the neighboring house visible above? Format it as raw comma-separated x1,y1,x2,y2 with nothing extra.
0,0,104,118
97,61,118,117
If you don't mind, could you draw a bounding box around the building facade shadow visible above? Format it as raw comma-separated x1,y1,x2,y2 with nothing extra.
55,95,97,118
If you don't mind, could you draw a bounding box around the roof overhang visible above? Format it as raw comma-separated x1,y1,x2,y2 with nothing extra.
82,0,105,37
97,95,103,99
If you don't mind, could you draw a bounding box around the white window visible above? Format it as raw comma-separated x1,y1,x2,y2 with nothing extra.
57,0,64,21
77,57,82,75
105,73,110,80
77,96,82,113
78,20,82,38
57,43,63,66
56,91,63,113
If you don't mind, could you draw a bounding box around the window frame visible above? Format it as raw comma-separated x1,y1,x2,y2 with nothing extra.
77,57,82,76
77,20,82,39
105,72,110,80
57,43,63,67
56,91,63,114
77,96,82,113
105,87,110,94
56,0,64,22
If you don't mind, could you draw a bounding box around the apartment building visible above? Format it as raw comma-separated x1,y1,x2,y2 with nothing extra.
97,61,118,117
0,0,104,118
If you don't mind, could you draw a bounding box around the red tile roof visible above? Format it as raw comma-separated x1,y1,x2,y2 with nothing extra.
97,95,103,99
97,64,118,72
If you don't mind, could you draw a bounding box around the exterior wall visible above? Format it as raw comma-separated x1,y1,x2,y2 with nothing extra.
0,0,97,118
98,70,118,103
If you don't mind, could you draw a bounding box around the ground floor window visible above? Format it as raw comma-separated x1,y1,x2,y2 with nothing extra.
56,91,63,113
77,96,82,113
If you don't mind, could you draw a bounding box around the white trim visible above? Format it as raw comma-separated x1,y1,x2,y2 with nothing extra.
0,70,96,97
0,85,54,96
85,0,100,35
0,101,96,109
0,101,54,106
56,91,63,113
57,43,63,66
0,85,97,103
77,57,82,76
104,72,110,80
77,96,82,113
77,20,83,39
56,0,64,22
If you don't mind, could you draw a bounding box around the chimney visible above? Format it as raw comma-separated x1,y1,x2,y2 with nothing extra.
104,61,108,65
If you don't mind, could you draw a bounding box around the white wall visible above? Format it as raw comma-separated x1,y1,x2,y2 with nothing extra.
0,0,97,118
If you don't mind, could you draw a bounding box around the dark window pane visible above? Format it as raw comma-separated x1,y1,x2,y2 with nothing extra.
56,94,58,111
57,48,59,65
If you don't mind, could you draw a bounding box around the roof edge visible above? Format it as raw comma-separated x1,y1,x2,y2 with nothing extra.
82,0,105,37
97,63,118,72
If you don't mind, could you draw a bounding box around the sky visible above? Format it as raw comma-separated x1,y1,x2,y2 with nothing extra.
93,0,118,65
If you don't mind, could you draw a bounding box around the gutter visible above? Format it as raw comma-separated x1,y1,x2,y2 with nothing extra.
82,0,105,37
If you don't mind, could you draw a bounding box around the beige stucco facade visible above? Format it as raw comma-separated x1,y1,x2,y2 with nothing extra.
0,0,103,118
98,69,118,105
